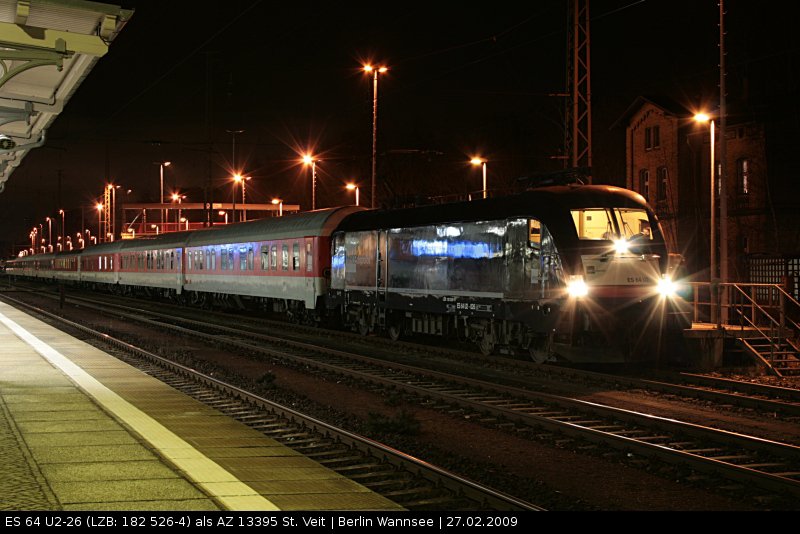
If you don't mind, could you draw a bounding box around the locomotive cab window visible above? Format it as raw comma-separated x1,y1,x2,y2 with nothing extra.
616,208,653,241
571,208,615,240
528,219,541,247
571,208,653,241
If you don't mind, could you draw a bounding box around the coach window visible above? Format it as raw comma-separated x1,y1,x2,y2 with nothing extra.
199,249,204,270
261,244,269,270
306,242,313,272
227,248,234,271
271,245,278,271
238,246,247,271
247,247,254,271
282,244,289,271
292,243,300,271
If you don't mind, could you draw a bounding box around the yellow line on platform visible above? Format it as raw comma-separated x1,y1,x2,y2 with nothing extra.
0,307,279,511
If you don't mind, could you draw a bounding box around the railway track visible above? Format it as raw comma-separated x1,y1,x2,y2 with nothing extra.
7,289,800,501
23,285,800,420
0,293,540,512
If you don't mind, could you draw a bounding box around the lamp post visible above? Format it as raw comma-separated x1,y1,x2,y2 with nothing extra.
154,161,171,231
470,157,488,199
363,64,388,209
694,112,718,324
218,210,228,224
95,203,103,243
232,174,248,223
45,217,52,252
58,209,65,245
227,129,245,220
302,154,317,210
241,176,251,221
271,198,283,217
172,193,185,229
345,183,359,206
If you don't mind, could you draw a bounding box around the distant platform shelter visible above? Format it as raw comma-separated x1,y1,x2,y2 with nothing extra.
121,202,300,237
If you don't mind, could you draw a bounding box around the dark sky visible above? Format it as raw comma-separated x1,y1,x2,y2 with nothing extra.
1,0,797,255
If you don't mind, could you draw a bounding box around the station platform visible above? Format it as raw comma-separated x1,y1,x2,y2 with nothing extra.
0,300,402,511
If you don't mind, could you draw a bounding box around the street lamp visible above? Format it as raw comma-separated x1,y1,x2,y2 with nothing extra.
302,154,317,210
58,209,65,245
345,183,360,206
45,217,52,252
470,157,488,199
694,112,718,323
231,174,249,222
271,198,283,216
218,210,228,224
154,161,171,231
363,64,388,209
95,203,103,242
171,192,185,229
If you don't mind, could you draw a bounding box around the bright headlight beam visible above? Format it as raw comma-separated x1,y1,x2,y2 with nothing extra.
613,239,630,254
657,276,677,298
567,277,589,298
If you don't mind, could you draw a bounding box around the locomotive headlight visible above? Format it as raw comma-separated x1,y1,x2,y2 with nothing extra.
613,239,630,255
656,275,677,298
567,275,589,298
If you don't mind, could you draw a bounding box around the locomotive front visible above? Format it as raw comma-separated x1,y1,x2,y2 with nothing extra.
540,187,690,362
328,185,689,364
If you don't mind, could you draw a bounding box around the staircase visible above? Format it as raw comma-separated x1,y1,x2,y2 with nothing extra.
738,337,800,377
727,284,800,377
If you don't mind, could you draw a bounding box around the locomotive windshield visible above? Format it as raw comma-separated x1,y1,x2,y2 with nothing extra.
570,208,652,241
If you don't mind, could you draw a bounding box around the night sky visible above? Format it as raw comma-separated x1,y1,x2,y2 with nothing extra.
1,1,796,256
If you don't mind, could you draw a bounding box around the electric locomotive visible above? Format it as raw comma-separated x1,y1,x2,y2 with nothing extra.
328,184,689,362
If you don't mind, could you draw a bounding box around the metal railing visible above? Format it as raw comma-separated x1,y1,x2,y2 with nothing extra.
689,282,800,370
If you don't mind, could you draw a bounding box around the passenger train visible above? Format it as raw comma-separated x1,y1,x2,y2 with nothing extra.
5,184,690,363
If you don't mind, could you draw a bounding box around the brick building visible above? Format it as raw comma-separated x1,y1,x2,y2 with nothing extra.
618,96,770,281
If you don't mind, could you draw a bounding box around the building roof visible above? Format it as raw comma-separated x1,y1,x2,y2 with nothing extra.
0,0,133,192
612,95,693,130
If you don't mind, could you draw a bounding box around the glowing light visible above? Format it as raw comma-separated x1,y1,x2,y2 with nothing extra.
567,275,589,298
302,154,314,165
657,276,678,298
613,239,630,255
693,112,711,123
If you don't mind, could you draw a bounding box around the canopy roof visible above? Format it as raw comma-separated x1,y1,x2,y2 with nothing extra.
0,0,133,192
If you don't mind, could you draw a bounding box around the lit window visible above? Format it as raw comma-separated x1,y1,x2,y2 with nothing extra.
656,167,668,201
639,169,650,200
737,158,750,195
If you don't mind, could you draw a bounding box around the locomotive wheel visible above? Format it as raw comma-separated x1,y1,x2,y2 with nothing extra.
357,319,369,336
387,324,402,342
478,335,494,356
529,347,549,363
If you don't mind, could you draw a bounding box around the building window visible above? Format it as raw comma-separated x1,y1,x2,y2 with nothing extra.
639,169,650,200
644,126,660,150
737,158,750,195
656,167,668,201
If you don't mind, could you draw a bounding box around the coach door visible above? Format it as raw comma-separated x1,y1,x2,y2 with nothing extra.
376,230,389,326
304,238,315,295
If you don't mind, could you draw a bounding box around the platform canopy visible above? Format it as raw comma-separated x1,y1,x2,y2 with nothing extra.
0,0,132,192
